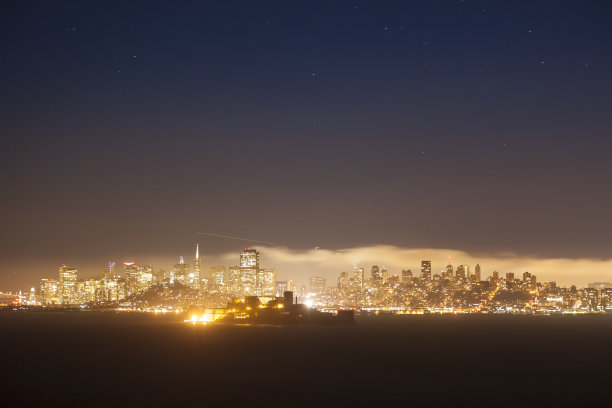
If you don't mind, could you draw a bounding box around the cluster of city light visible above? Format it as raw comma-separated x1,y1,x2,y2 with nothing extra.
3,247,612,316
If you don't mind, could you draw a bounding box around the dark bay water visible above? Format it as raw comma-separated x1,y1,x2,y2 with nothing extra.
1,312,611,407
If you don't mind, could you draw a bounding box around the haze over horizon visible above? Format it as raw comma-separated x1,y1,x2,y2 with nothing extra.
3,242,612,291
2,1,612,290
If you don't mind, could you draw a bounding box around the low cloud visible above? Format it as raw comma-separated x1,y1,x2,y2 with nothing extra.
203,245,612,287
12,245,609,292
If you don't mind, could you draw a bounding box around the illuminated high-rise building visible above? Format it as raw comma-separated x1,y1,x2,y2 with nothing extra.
28,287,36,304
104,262,116,278
83,279,103,303
421,260,432,281
192,244,201,290
506,272,515,282
371,266,382,286
124,262,139,283
240,248,259,296
140,265,153,291
228,266,241,294
173,256,190,286
401,269,412,284
102,276,122,302
474,264,481,282
455,265,466,280
353,267,364,291
381,268,388,285
208,266,226,292
310,276,326,294
40,278,59,305
240,248,259,269
276,281,288,296
338,272,349,290
287,279,297,293
275,279,296,296
39,278,48,304
58,265,78,305
445,264,453,280
124,262,152,295
257,268,276,296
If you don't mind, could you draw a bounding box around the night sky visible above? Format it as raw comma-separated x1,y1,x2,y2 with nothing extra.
2,1,612,288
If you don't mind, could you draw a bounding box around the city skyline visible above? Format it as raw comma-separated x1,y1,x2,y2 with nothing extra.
2,3,612,406
5,242,612,298
6,243,612,317
2,1,612,292
4,242,612,291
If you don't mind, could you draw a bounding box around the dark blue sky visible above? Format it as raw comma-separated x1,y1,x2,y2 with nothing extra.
1,1,612,286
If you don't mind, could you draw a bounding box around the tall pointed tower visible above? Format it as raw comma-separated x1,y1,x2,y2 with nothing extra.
193,243,201,290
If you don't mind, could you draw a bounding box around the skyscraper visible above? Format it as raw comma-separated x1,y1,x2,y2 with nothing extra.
58,265,77,305
310,276,326,294
445,264,453,280
228,266,241,294
40,278,59,305
455,265,466,280
123,262,152,295
381,268,388,285
208,266,226,292
371,265,382,286
257,268,276,296
192,244,201,290
421,260,431,281
173,256,190,286
240,248,259,296
287,279,297,293
401,269,412,284
474,264,481,282
104,262,115,278
338,272,349,290
83,279,102,303
353,267,364,291
124,262,139,282
275,281,287,296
